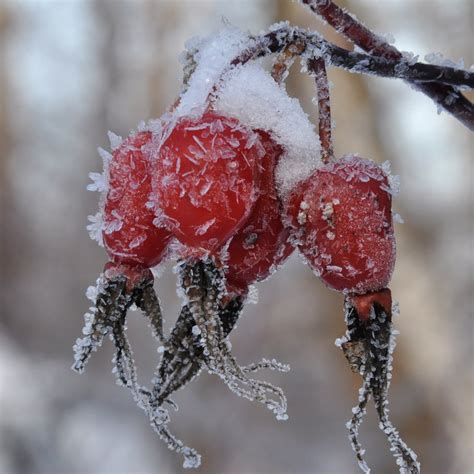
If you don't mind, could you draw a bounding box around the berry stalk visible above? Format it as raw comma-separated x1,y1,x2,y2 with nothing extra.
308,56,333,163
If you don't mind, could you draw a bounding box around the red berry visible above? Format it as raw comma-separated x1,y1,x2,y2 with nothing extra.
103,131,172,267
286,155,395,294
225,133,293,294
153,112,263,253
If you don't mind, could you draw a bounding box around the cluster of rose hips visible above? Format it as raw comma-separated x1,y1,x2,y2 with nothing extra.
89,111,396,317
72,29,418,473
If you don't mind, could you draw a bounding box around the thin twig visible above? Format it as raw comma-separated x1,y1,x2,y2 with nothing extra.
228,26,474,130
300,0,474,130
308,57,333,163
271,41,306,84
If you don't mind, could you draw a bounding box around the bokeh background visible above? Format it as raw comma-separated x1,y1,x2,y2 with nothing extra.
1,1,473,473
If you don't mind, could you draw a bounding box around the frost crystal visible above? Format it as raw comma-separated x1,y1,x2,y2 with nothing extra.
107,131,123,150
87,172,107,193
392,212,404,224
424,52,465,69
86,147,113,247
86,212,104,247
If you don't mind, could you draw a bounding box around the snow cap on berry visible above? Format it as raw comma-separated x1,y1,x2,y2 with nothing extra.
215,62,321,199
175,24,254,120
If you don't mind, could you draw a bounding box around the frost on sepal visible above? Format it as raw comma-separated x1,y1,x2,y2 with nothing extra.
72,275,109,373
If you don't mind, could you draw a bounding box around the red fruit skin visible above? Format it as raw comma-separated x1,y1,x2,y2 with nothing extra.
103,131,172,268
153,112,263,253
225,134,293,294
286,155,395,294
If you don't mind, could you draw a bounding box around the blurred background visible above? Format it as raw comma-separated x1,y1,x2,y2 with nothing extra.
0,0,472,473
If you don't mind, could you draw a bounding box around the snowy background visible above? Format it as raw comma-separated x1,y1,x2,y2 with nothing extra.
0,0,472,473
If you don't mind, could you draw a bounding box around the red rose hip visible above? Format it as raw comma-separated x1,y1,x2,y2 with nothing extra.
225,133,293,295
286,155,395,294
153,112,263,253
103,131,172,267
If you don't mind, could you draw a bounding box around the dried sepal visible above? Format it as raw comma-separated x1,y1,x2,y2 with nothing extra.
339,294,420,473
177,259,289,421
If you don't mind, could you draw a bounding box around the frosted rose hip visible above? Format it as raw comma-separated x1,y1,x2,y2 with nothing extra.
286,155,395,294
225,132,293,294
103,131,172,267
153,112,263,253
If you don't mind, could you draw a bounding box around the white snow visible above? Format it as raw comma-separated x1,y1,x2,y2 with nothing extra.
170,24,321,199
215,62,321,198
175,25,254,120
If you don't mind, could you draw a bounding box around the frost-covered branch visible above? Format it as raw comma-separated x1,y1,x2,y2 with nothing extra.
231,24,474,130
300,0,474,130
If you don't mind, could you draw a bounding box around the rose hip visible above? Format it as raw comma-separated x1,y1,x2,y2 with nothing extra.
153,112,263,253
286,155,395,294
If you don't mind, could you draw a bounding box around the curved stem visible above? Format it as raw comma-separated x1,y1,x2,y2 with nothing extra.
308,57,334,163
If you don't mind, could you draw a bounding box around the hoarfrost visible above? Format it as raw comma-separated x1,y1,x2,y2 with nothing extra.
103,210,123,235
87,172,106,193
194,218,217,236
393,213,404,224
85,285,98,303
86,212,104,246
129,234,147,249
380,160,400,196
401,51,419,66
424,52,465,70
246,284,259,304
